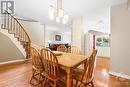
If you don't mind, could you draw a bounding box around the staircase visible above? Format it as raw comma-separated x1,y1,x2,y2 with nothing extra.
1,11,31,59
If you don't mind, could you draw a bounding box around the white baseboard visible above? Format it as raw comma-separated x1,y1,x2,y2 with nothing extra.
0,58,31,67
109,71,130,80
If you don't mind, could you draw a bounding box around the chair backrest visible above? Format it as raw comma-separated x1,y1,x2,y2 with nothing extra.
31,43,43,52
68,46,81,54
41,48,59,79
81,49,97,83
57,45,67,52
30,47,42,70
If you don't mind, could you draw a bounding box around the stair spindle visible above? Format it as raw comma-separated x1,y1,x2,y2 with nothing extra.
1,11,31,58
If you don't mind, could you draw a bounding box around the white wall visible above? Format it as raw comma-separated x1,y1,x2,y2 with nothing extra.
84,32,110,57
96,35,110,57
84,33,93,57
20,21,45,46
20,21,71,47
96,47,110,57
51,31,71,44
110,3,130,77
62,32,71,44
45,30,71,47
45,30,52,47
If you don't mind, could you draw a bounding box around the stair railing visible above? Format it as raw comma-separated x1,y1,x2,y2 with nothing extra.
1,11,31,58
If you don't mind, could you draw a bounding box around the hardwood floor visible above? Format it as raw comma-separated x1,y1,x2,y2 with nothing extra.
0,57,130,87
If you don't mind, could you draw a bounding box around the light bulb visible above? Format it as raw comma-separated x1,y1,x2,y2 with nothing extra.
58,9,64,17
62,15,69,24
56,17,60,23
62,18,66,24
49,6,55,20
49,14,54,20
64,15,69,21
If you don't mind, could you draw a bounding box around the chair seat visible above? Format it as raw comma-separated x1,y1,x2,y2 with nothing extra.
33,65,44,73
72,68,93,84
72,50,97,87
30,47,44,86
56,69,67,80
41,48,67,87
72,68,84,81
42,68,66,81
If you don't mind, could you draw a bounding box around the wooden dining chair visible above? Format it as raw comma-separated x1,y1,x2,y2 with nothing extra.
57,45,67,52
30,47,44,86
31,43,43,52
41,48,66,87
72,49,97,87
68,46,81,54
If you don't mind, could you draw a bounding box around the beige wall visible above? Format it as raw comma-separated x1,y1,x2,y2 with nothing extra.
71,17,83,51
111,3,130,76
0,32,25,62
20,21,45,46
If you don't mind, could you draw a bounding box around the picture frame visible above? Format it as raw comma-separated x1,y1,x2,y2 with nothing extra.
55,35,61,41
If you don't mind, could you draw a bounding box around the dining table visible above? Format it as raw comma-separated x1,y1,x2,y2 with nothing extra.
55,52,87,87
32,46,87,87
52,51,63,56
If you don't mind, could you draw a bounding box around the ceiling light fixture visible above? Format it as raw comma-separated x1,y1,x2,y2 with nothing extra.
49,0,69,24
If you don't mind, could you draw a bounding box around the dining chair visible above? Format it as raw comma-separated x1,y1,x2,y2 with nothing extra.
30,47,44,86
68,46,81,54
72,49,97,87
57,45,67,52
41,48,67,87
31,43,43,52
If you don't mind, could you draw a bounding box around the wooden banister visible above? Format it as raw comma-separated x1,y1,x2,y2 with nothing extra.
1,11,31,58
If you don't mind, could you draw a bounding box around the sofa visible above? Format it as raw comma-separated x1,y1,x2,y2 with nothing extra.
49,43,69,50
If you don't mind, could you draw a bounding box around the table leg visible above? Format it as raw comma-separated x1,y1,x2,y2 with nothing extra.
84,62,86,69
67,68,72,87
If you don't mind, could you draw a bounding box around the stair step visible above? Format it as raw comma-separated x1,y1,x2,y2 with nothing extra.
1,11,31,59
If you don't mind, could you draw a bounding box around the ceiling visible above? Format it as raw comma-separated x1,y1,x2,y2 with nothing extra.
14,0,128,33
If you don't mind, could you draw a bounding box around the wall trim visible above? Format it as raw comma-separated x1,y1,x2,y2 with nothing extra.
97,56,110,59
109,71,130,80
0,58,31,67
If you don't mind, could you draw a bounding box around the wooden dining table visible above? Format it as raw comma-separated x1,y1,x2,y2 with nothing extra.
56,52,87,87
32,46,87,87
52,51,63,56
